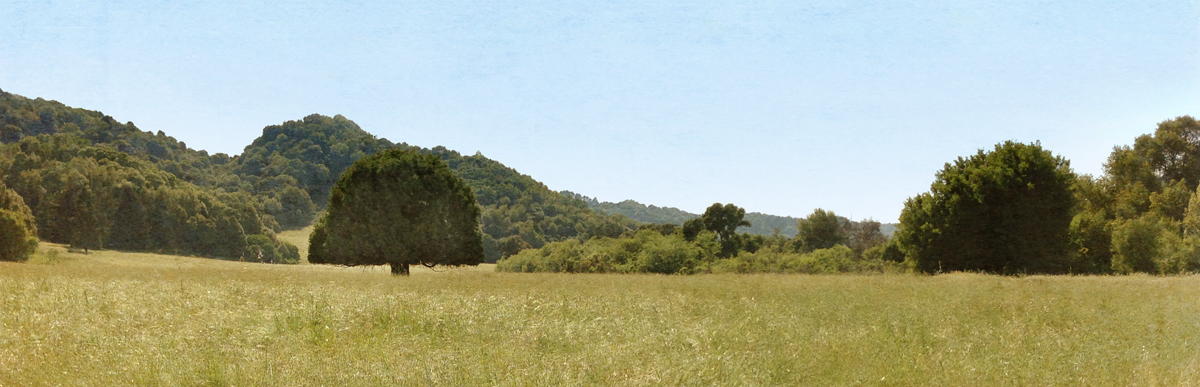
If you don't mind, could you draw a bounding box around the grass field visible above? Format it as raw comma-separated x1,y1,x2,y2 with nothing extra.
2,244,1200,385
277,226,314,264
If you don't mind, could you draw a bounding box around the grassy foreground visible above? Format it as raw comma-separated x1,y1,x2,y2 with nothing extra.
2,245,1199,386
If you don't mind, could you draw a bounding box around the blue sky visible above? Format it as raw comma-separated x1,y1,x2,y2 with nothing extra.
3,0,1197,222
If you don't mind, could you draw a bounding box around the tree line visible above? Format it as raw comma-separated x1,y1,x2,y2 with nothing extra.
497,202,897,274
887,116,1200,275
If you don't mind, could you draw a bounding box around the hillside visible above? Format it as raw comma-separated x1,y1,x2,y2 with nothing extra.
233,115,636,262
0,89,298,262
0,89,634,262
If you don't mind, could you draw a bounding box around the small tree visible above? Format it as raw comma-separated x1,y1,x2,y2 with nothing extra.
698,203,751,257
0,183,38,262
794,208,846,252
308,148,484,275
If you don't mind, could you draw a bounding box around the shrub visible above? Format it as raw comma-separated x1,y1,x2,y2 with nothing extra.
711,245,901,274
0,209,38,262
1110,215,1166,274
0,184,37,262
244,234,300,264
497,230,705,274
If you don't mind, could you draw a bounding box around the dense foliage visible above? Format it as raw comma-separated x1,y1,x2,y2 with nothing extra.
499,203,895,274
498,227,900,275
0,181,38,261
0,90,299,262
309,149,483,275
895,141,1077,274
1065,116,1200,274
0,135,299,262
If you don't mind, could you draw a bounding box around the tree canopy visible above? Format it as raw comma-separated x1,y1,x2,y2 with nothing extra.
0,182,38,262
794,208,845,252
895,141,1077,274
308,148,484,275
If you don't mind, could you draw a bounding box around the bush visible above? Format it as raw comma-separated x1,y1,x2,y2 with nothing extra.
0,184,37,262
0,209,38,262
244,234,300,264
1154,231,1200,274
631,232,701,274
710,245,902,274
1110,215,1166,274
497,230,705,274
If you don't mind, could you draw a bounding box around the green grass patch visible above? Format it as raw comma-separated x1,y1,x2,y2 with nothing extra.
1,244,1198,385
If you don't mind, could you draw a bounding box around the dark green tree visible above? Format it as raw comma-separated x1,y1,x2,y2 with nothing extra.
895,141,1077,274
1109,214,1167,274
698,203,751,257
681,218,705,242
308,148,484,275
794,208,846,252
700,203,751,242
57,171,105,252
0,182,38,262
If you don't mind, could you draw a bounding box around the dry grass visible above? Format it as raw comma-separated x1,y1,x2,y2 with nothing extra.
2,243,1199,385
277,226,314,264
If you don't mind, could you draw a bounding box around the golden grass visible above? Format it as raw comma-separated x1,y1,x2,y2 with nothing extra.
3,243,1199,385
277,226,314,264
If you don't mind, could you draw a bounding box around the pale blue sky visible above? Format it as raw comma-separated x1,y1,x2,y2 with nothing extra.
3,0,1198,222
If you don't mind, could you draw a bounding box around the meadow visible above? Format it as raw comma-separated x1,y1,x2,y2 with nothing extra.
2,243,1199,386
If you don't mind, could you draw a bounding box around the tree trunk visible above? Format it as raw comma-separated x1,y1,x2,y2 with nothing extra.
390,262,410,276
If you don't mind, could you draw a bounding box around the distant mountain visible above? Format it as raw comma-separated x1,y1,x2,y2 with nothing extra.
742,212,800,238
573,197,696,225
879,223,897,238
565,193,897,239
565,194,797,237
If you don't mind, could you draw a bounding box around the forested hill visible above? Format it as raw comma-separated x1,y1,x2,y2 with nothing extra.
0,89,635,262
0,89,300,262
230,114,637,262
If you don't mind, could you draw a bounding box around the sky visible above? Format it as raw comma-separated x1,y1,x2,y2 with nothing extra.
2,0,1198,222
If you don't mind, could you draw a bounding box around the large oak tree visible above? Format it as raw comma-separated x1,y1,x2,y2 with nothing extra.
308,148,484,275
